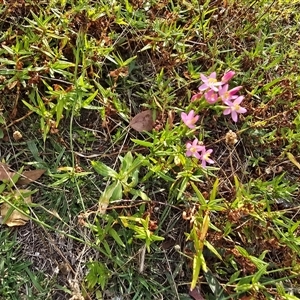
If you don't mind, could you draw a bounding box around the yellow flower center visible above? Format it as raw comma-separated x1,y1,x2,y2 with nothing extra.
233,104,240,111
203,153,210,160
208,78,217,84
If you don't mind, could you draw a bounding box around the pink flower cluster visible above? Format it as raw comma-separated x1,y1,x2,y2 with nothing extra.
191,71,247,123
180,110,214,168
186,138,214,168
180,71,246,167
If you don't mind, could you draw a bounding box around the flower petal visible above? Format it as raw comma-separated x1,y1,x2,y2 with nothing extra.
209,72,216,79
206,149,213,155
181,112,187,121
188,110,195,118
192,138,199,146
191,93,202,102
219,84,228,94
206,158,214,164
233,96,244,105
237,107,247,114
229,86,242,95
210,85,219,92
193,115,200,123
221,71,235,83
231,111,238,122
198,83,208,91
200,74,208,82
194,152,201,159
186,150,192,157
223,108,231,115
196,145,205,152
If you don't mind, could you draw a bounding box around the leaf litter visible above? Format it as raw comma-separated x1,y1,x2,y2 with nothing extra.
0,189,32,227
129,110,154,132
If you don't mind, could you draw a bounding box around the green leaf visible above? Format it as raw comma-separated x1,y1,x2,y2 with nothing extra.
229,271,241,284
25,267,44,292
91,161,118,178
83,90,98,107
111,181,122,200
51,60,75,70
108,228,125,247
235,246,249,258
204,240,222,260
99,182,119,210
129,169,139,188
210,178,219,201
290,220,300,233
0,183,6,194
191,253,201,290
22,100,43,116
252,264,268,284
2,45,15,55
123,55,137,66
263,77,282,90
204,270,226,299
103,240,112,257
284,295,300,300
0,114,5,125
120,151,133,171
155,171,175,182
131,139,153,148
130,189,150,200
287,152,300,170
149,234,164,242
27,140,46,165
55,96,65,126
86,262,110,290
177,177,188,200
99,181,118,203
191,182,207,206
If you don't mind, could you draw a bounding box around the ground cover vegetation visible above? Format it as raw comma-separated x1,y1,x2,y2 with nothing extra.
0,0,300,299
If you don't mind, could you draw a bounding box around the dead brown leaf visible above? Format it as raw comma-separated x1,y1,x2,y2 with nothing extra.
0,189,32,227
160,237,176,250
17,169,46,185
167,110,175,129
109,66,129,80
129,110,154,132
189,287,205,300
0,162,15,181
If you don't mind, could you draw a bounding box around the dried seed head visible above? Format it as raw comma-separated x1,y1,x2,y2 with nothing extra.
174,244,181,251
225,130,238,146
13,131,22,141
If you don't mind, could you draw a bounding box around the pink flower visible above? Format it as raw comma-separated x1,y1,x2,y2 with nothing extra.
218,84,242,103
221,71,235,83
181,110,199,129
199,72,222,92
204,90,219,104
223,96,247,122
186,139,204,159
191,92,202,102
200,148,214,168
